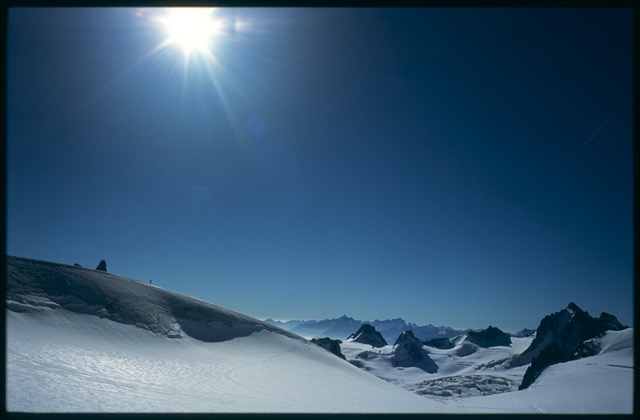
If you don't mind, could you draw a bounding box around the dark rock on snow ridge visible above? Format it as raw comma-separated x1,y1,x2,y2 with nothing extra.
310,337,346,360
96,259,107,272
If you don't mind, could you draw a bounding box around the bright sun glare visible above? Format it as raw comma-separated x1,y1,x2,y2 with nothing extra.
157,8,222,58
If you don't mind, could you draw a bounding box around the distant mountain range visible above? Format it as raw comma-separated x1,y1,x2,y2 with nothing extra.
264,315,466,342
264,316,538,343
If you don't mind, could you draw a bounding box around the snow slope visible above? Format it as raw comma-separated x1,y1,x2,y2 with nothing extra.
6,256,295,342
8,309,459,412
6,256,449,413
6,256,634,413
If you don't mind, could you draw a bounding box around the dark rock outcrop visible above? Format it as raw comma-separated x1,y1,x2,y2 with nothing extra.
346,324,387,348
311,337,346,360
96,260,107,272
456,342,479,357
423,337,454,349
465,325,512,348
391,330,438,373
518,302,628,390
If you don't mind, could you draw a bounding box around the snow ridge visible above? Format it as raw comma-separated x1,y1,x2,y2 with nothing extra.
7,255,299,343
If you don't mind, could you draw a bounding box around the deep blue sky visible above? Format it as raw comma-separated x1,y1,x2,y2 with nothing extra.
7,7,633,331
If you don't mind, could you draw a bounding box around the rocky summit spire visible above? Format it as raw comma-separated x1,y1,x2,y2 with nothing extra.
346,324,387,348
518,302,627,390
391,330,438,373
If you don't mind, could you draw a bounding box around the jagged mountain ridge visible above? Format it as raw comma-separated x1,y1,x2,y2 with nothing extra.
516,302,628,389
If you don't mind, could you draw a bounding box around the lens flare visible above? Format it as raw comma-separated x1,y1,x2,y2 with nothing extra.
156,8,222,58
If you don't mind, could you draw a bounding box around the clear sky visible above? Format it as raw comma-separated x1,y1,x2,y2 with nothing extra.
7,7,634,332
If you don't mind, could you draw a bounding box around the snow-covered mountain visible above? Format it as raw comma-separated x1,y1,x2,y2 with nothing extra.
7,255,298,342
339,322,633,413
6,256,633,413
6,256,449,412
265,316,464,342
391,330,438,373
512,302,629,389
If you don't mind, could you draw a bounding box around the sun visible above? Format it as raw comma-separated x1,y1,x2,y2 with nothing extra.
156,8,222,58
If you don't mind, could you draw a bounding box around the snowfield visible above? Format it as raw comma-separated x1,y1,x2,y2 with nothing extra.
6,256,634,413
340,337,532,398
7,308,451,413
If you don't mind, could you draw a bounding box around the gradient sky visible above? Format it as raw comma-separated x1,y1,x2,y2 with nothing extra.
7,7,634,332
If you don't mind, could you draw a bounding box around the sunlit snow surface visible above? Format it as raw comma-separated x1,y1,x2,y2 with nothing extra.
6,257,633,413
7,308,450,412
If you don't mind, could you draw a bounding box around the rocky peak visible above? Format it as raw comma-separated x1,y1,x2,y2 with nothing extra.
566,301,581,315
391,329,438,373
346,324,387,348
394,330,420,346
598,312,626,331
518,302,628,390
465,326,512,348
